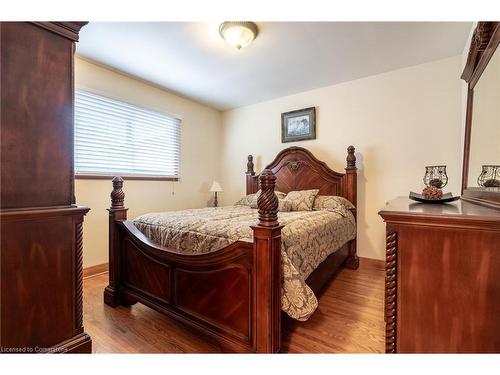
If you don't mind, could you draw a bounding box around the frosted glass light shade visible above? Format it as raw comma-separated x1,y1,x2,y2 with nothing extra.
219,22,258,50
210,181,223,192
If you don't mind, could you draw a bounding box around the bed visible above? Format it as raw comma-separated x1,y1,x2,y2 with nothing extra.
104,146,359,353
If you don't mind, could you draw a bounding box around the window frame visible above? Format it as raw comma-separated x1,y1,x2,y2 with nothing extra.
74,87,182,181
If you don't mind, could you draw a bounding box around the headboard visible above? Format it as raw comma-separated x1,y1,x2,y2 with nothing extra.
245,146,357,207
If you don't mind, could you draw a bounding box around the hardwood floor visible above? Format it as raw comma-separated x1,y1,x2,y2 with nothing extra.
83,258,385,353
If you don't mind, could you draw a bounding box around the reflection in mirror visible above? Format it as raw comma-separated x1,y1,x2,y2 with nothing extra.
468,44,500,189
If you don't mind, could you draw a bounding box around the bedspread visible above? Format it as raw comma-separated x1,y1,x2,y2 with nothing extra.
133,205,356,321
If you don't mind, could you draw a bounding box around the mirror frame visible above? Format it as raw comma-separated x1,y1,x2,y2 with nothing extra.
461,21,500,209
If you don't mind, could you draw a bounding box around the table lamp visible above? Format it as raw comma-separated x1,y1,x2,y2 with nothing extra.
210,181,223,207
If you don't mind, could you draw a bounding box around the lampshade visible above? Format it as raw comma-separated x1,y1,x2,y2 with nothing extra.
209,181,223,192
219,22,258,50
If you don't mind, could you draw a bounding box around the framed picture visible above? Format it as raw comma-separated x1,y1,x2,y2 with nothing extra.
281,107,316,143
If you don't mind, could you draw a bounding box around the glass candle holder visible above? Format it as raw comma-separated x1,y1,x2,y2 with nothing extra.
477,165,500,188
423,165,448,189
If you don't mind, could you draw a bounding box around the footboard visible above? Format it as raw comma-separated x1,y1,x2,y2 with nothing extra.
104,172,282,353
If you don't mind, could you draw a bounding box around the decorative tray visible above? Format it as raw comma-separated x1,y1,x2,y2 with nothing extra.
409,191,460,204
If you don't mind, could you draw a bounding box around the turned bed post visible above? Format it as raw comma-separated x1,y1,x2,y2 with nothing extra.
104,176,128,307
344,145,359,269
246,154,258,194
251,169,283,353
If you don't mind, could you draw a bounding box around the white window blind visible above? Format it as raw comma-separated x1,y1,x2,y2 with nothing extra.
75,89,181,179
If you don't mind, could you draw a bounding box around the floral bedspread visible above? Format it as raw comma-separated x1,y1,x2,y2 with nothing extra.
133,205,356,321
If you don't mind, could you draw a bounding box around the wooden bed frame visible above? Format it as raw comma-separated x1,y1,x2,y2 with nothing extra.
104,146,358,353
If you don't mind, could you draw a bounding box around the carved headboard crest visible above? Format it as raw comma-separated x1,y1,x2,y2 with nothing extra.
287,160,303,171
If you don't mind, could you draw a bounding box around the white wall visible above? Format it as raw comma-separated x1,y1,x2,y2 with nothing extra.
75,58,222,267
219,56,463,260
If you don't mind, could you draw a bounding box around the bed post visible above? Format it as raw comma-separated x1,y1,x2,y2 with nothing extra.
104,176,128,307
246,155,258,194
344,145,359,269
251,169,283,353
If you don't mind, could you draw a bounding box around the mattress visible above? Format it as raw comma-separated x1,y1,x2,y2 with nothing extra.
133,205,356,321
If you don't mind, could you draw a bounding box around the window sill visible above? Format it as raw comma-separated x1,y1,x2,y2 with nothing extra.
75,174,179,182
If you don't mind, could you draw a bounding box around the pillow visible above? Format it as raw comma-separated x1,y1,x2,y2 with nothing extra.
282,189,319,211
278,198,292,212
235,190,286,207
234,193,256,206
313,195,355,211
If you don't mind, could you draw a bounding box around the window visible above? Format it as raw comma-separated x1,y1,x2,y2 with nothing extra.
75,89,181,180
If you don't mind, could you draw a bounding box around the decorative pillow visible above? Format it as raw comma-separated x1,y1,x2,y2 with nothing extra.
234,193,256,206
278,198,292,212
313,195,355,211
235,190,287,207
282,189,319,211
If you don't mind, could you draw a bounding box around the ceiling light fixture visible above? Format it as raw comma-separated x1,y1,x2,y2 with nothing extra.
219,22,258,50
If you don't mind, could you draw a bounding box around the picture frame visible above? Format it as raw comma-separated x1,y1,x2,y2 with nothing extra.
281,107,316,143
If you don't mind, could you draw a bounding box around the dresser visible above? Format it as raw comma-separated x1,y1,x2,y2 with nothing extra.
379,197,500,353
0,22,90,353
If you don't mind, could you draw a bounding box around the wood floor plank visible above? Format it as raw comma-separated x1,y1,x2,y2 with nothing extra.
83,257,385,353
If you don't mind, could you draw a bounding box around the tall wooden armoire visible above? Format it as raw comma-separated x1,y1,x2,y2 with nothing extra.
0,22,91,353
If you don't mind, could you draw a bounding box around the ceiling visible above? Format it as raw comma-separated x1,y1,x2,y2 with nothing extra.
77,22,472,110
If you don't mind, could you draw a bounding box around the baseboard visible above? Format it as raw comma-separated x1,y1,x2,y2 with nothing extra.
83,263,108,279
359,257,385,268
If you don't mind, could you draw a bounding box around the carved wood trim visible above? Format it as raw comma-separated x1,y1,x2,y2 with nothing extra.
469,23,500,88
257,169,279,227
385,231,397,354
346,145,356,170
75,220,84,333
287,160,302,171
246,155,255,176
461,22,498,83
110,176,125,209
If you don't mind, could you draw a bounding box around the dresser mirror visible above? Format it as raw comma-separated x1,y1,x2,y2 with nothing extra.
461,22,500,208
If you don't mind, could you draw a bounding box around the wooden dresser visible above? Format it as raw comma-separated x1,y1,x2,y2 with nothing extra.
0,22,90,353
379,197,500,353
